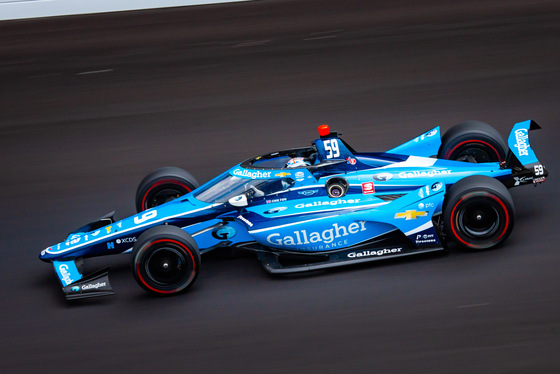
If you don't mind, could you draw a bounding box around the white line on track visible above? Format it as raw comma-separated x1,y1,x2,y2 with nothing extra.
76,69,114,75
231,40,271,48
303,35,336,41
457,303,490,309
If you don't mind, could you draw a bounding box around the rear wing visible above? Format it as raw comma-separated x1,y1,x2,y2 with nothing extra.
504,120,548,186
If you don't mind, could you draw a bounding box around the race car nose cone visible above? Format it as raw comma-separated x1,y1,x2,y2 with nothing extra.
318,124,330,137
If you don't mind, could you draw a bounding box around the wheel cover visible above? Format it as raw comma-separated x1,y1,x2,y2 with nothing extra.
146,247,189,286
137,239,196,293
457,203,499,238
450,192,510,248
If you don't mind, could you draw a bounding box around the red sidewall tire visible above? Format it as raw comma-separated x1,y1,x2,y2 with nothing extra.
444,176,514,250
131,226,200,296
136,167,199,213
439,120,507,163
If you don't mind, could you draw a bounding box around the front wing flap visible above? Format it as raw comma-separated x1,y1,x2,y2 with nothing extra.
53,259,114,300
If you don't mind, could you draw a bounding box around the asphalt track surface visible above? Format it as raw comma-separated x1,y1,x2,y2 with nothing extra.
1,1,559,373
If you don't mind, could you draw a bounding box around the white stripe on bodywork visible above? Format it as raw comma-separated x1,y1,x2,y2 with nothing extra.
266,201,389,219
46,204,221,255
248,216,334,234
404,221,434,236
377,155,437,170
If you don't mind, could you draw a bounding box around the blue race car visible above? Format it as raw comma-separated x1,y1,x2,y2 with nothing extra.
39,120,547,299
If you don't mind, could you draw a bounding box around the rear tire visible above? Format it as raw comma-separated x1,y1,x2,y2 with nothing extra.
136,167,199,213
131,225,200,296
438,120,507,163
443,175,514,250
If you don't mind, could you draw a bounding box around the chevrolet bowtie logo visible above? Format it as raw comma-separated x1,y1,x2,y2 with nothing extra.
275,172,291,177
394,210,428,220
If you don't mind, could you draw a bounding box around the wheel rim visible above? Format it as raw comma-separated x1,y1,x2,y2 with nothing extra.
147,187,185,208
446,140,502,162
457,203,499,238
145,246,190,287
138,239,196,292
450,192,510,248
455,146,493,163
142,179,191,210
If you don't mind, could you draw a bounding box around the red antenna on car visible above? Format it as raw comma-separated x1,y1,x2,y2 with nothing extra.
318,124,330,137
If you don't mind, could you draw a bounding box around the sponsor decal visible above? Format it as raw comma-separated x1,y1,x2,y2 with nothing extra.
514,129,529,156
295,198,360,209
418,202,435,209
398,169,451,178
212,226,237,239
347,247,402,258
513,175,535,186
232,169,272,179
373,172,393,181
266,197,287,204
58,264,74,285
107,242,115,249
71,286,80,292
323,139,340,159
68,237,81,245
237,215,253,227
413,129,438,142
91,230,100,236
264,207,288,214
431,181,443,191
275,172,291,177
298,189,318,196
362,182,375,195
346,157,357,165
266,221,366,249
116,237,136,244
295,171,305,181
134,210,157,225
395,210,428,220
81,282,107,290
415,233,437,244
117,222,122,228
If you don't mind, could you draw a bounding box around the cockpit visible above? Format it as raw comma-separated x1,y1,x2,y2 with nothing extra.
193,174,295,204
244,146,318,169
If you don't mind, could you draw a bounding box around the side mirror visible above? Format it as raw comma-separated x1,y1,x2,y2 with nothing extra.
229,194,248,207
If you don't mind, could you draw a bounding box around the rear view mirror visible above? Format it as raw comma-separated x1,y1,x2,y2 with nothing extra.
229,194,248,207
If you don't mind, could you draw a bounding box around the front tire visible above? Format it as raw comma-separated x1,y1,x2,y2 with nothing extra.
438,120,507,163
131,225,200,296
136,167,199,213
443,175,514,250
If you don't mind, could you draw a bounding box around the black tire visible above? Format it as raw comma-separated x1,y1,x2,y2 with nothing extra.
136,167,199,213
438,120,507,163
443,175,514,250
131,225,200,296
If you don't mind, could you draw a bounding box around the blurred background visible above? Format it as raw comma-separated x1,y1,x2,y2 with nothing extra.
1,0,559,373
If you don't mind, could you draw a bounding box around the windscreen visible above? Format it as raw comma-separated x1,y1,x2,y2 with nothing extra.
193,174,294,203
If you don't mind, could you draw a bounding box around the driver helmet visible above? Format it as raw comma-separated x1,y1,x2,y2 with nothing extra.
286,157,310,168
